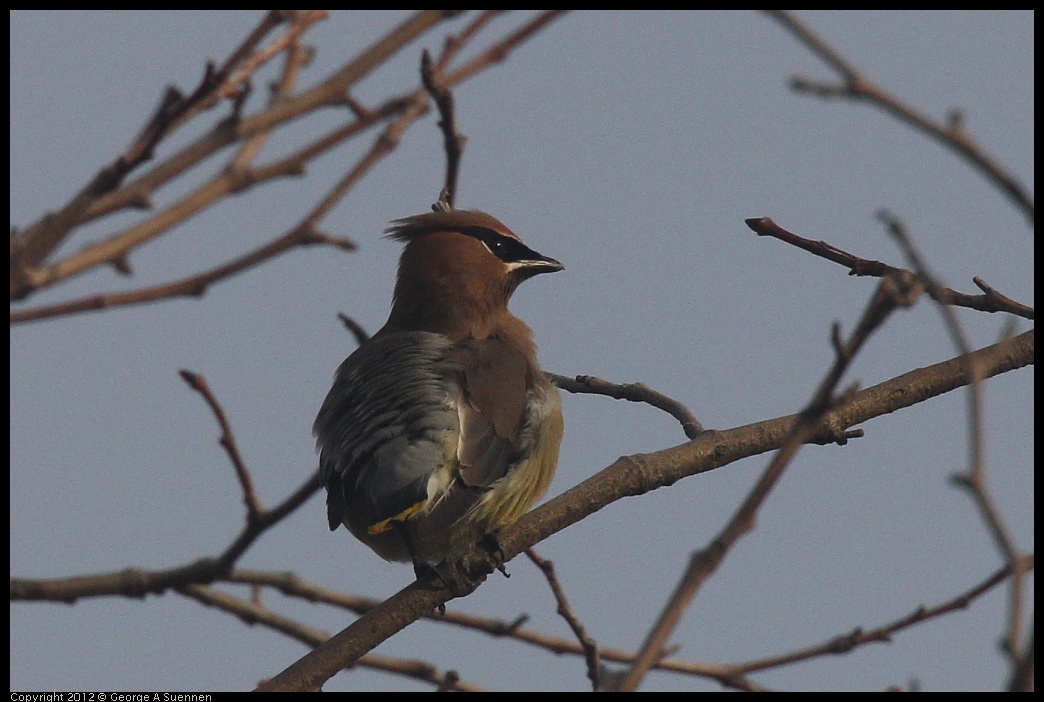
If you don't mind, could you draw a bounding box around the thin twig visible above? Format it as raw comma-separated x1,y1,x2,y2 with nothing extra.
765,10,1034,224
179,370,264,521
731,555,1034,675
745,217,1033,320
10,226,354,324
228,567,759,688
435,11,502,73
336,314,371,346
11,13,509,321
879,210,1027,666
526,549,602,690
421,49,466,206
12,11,566,318
228,23,315,175
8,12,320,298
9,470,323,602
443,11,569,87
11,11,456,302
547,372,704,439
617,268,924,692
303,99,430,232
177,583,485,691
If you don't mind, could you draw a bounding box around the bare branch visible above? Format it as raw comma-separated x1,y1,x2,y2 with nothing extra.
526,549,602,690
9,471,322,601
11,10,570,327
620,268,924,691
443,11,569,87
178,370,264,522
10,225,354,324
8,11,323,297
229,567,757,688
732,555,1034,675
10,11,457,303
880,210,1029,667
745,217,1033,320
421,49,466,207
548,372,704,439
257,330,1033,691
177,583,485,691
765,10,1034,224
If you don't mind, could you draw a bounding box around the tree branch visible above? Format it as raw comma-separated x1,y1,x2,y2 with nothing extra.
255,329,1033,691
765,10,1034,225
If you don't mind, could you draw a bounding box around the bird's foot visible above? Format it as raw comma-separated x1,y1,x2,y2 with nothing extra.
414,558,485,599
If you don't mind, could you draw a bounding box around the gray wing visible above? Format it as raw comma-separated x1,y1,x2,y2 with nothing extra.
313,331,462,536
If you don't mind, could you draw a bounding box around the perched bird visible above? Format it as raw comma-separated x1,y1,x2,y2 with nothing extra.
314,209,564,577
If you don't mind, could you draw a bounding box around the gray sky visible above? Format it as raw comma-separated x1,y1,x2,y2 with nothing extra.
10,10,1034,692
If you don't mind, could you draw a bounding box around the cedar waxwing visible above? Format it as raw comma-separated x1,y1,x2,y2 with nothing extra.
314,210,564,575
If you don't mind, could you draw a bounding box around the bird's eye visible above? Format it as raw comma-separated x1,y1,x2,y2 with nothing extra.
461,226,538,264
462,227,509,257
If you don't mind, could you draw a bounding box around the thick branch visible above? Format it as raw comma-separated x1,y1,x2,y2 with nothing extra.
256,330,1033,691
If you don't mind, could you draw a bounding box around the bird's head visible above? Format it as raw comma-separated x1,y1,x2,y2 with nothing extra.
381,210,563,339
